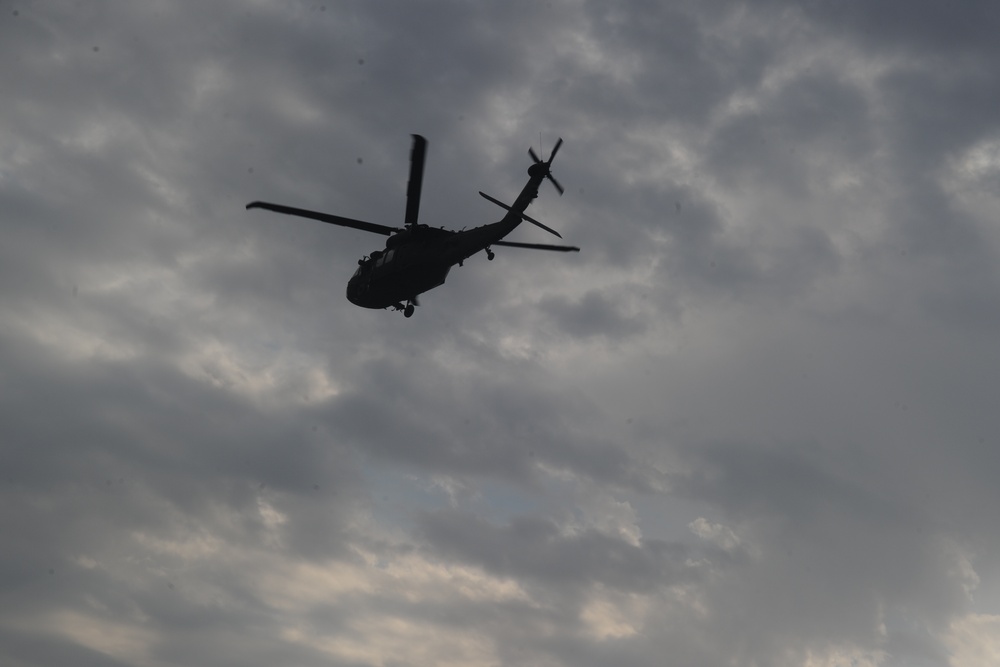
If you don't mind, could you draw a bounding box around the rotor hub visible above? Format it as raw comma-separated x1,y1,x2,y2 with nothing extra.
528,162,548,178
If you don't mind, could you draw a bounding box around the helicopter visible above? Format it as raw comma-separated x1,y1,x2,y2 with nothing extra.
246,134,579,317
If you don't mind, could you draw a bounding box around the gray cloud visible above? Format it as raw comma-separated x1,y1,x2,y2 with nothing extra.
539,288,649,340
416,509,730,593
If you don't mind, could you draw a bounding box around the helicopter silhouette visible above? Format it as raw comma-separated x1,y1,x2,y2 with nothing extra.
247,135,578,317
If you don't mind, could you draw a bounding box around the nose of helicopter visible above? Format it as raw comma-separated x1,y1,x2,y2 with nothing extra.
346,275,363,305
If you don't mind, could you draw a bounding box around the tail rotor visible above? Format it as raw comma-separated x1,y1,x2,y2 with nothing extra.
528,137,564,195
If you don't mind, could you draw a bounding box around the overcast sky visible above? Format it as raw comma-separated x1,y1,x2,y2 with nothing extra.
4,1,1000,666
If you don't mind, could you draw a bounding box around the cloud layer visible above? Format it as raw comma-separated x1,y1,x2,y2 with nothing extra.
4,1,1000,665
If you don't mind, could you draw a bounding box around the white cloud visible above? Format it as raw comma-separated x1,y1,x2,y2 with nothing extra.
688,517,741,552
946,614,1000,667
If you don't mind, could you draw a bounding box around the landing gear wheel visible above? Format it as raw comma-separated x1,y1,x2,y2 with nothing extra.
404,303,415,318
486,248,495,261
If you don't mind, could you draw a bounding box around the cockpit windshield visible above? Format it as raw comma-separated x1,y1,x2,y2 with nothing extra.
353,248,395,279
375,249,395,267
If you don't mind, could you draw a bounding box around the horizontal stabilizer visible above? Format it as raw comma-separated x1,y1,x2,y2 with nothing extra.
479,191,563,238
493,240,579,252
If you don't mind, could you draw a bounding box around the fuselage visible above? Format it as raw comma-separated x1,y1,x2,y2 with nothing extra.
346,237,452,309
347,165,546,309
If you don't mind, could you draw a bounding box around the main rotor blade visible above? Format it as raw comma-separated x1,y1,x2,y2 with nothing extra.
478,191,563,238
493,240,579,252
528,147,541,164
547,174,564,196
547,137,563,164
404,134,427,228
246,201,398,236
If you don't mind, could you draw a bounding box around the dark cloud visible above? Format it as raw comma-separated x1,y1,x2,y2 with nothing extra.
0,628,138,667
539,289,648,340
791,0,1000,57
417,509,713,593
311,353,656,492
